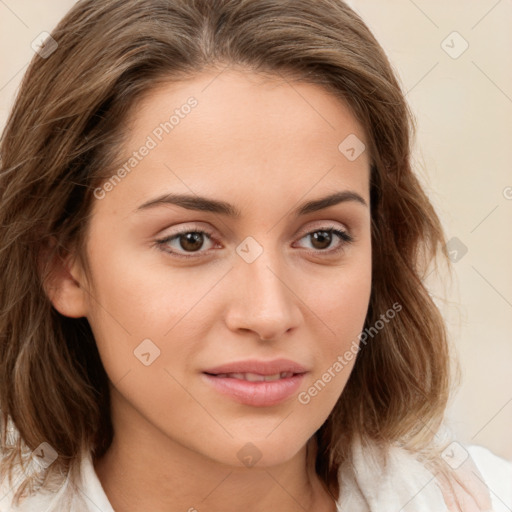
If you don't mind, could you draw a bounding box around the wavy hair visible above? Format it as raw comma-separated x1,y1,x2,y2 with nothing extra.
0,0,451,505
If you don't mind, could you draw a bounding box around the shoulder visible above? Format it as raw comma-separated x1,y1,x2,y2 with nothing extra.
337,437,448,510
337,437,511,512
0,469,58,511
467,445,512,512
0,449,107,512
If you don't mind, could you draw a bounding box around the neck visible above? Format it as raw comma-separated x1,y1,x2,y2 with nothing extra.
93,390,336,512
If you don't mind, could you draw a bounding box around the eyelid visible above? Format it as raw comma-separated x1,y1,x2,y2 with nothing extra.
156,222,218,242
294,220,350,239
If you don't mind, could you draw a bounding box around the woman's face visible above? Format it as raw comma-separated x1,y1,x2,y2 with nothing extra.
68,69,372,467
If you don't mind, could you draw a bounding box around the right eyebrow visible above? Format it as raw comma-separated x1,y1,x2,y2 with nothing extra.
136,193,241,217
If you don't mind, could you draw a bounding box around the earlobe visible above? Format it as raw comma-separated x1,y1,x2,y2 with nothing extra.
40,242,89,319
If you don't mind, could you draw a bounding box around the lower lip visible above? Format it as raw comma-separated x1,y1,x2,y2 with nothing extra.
202,373,306,407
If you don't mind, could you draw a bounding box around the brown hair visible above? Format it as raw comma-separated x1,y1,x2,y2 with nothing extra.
0,0,451,505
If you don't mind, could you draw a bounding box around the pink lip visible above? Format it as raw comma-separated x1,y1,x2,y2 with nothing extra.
203,358,308,376
202,373,306,407
202,359,308,407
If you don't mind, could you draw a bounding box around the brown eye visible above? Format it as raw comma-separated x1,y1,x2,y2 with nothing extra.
310,230,333,250
295,227,353,254
178,232,205,252
156,228,217,258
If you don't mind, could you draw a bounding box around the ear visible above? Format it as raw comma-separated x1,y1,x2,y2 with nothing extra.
40,239,89,318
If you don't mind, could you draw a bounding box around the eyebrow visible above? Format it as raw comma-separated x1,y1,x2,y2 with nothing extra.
136,190,368,217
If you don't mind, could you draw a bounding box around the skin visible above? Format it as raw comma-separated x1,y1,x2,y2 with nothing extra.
47,68,372,512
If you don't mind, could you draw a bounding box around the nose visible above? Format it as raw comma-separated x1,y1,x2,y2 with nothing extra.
224,248,303,341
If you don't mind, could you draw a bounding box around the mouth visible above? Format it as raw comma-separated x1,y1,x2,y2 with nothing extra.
204,371,297,382
201,360,308,407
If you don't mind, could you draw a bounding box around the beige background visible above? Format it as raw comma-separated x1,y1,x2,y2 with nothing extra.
1,1,511,460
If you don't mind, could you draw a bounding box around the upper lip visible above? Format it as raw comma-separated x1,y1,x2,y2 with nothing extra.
203,359,308,376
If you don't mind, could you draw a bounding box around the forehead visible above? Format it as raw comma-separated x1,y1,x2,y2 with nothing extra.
95,69,370,215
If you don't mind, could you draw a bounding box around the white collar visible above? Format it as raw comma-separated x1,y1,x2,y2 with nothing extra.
68,440,499,512
78,451,115,512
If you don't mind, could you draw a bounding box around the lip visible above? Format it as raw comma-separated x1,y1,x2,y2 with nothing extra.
202,359,308,407
203,358,308,376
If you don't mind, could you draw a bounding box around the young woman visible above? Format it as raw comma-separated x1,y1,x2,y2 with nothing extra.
0,1,510,511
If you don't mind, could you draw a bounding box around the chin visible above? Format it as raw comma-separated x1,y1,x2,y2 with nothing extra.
211,434,310,470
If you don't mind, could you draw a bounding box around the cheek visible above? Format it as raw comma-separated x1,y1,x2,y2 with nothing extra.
85,239,210,334
296,254,372,406
306,255,372,347
83,245,223,387
325,276,371,352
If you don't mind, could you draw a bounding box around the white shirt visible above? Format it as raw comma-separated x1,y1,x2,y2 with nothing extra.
1,444,511,511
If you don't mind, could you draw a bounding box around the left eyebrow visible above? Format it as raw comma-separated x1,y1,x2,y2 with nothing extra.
294,191,368,215
135,190,368,216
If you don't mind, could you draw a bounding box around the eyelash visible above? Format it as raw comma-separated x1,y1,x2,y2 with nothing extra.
154,225,353,260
